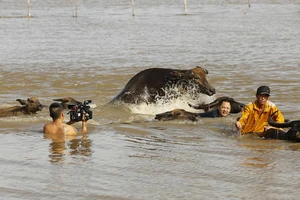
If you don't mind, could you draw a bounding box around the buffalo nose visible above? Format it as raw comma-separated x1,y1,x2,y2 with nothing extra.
240,104,245,108
210,88,216,94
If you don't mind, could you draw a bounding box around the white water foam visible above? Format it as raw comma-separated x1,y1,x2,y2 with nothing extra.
127,86,216,115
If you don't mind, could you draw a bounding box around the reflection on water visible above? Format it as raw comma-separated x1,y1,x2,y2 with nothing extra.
242,157,274,169
237,138,299,171
44,134,93,163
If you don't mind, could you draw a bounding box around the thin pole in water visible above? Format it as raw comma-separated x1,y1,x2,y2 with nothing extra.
132,0,135,16
27,0,31,17
75,0,78,17
248,0,251,8
184,0,188,15
68,0,77,17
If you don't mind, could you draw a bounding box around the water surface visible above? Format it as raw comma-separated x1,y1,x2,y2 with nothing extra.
0,1,300,199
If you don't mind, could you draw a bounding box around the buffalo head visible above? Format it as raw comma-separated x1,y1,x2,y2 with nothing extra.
175,66,215,96
268,111,300,141
155,109,200,121
16,97,46,114
189,96,245,114
53,97,81,109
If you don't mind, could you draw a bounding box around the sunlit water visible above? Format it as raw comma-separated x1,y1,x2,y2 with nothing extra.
1,1,300,199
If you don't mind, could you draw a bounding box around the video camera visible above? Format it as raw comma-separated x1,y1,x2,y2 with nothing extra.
68,100,93,122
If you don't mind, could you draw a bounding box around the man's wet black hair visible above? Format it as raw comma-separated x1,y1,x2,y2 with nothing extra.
49,102,64,120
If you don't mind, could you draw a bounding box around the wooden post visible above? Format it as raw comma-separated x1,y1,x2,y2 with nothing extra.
68,0,75,17
75,0,78,17
27,0,31,17
184,0,188,15
248,0,251,8
132,0,135,16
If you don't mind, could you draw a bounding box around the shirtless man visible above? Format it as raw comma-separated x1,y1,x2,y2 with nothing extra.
43,102,87,135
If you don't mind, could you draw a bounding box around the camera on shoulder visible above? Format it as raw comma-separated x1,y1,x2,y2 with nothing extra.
68,100,93,122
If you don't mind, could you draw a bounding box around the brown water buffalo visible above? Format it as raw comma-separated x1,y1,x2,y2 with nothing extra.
0,97,46,118
53,97,81,109
109,66,216,104
155,109,200,121
189,96,245,113
268,111,300,142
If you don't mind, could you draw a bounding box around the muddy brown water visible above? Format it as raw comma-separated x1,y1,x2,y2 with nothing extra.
1,1,300,199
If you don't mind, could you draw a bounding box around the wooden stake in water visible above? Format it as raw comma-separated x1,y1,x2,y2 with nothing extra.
27,0,31,17
75,0,78,17
248,0,251,8
184,0,188,15
132,0,135,16
68,0,77,17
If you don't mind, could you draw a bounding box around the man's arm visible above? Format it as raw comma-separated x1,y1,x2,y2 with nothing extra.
236,104,251,130
80,120,88,134
66,114,88,134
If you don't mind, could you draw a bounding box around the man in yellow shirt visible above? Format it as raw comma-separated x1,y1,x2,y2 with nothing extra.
235,86,286,139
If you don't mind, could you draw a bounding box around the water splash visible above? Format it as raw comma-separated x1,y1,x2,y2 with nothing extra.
127,86,216,115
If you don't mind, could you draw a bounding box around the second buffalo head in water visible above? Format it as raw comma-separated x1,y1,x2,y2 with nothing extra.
155,97,245,121
189,96,245,114
110,66,216,104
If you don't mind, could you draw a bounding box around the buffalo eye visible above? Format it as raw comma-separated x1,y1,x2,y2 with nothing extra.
28,99,35,103
175,111,181,116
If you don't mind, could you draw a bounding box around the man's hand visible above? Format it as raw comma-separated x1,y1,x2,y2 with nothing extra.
81,112,88,134
235,121,242,130
81,112,88,122
264,125,283,131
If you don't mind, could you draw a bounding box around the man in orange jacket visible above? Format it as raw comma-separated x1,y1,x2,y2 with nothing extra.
235,86,286,139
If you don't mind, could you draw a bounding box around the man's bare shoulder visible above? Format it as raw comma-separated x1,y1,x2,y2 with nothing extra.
43,122,77,135
63,124,78,135
43,123,50,131
43,123,57,134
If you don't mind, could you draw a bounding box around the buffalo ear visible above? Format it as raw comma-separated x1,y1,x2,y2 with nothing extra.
16,99,27,105
196,66,208,74
53,98,63,103
53,98,70,103
62,99,70,103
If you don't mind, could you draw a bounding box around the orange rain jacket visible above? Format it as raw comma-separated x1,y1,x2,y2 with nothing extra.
238,100,284,135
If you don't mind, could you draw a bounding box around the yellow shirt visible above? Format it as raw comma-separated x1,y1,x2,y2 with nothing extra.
238,100,284,135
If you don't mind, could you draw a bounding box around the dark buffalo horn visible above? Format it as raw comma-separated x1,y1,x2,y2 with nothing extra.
268,111,291,128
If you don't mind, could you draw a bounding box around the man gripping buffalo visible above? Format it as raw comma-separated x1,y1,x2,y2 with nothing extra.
235,86,286,139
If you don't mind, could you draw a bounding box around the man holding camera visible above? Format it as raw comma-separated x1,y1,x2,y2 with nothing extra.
43,102,88,135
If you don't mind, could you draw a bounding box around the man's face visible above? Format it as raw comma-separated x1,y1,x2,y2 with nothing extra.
256,94,269,105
